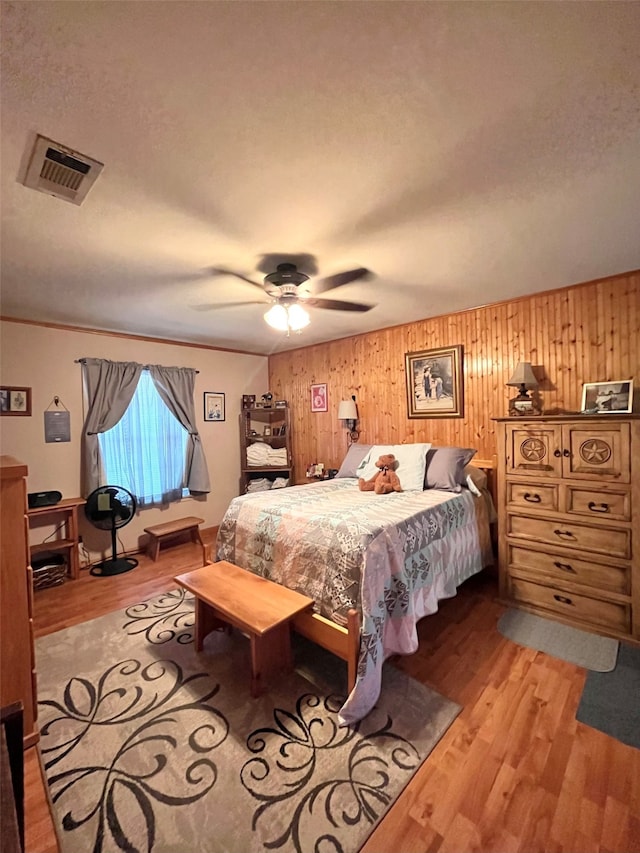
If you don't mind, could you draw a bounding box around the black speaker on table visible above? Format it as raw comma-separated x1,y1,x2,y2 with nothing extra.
27,490,62,509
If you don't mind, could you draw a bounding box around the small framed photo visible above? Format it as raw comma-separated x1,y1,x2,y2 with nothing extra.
581,380,633,414
310,383,328,412
242,394,256,409
0,386,32,417
405,346,464,418
204,391,225,421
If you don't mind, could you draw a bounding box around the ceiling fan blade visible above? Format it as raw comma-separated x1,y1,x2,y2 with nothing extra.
210,268,264,290
304,298,374,313
192,300,268,312
314,267,371,294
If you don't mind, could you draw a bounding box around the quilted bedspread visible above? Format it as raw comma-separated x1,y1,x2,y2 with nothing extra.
216,479,490,725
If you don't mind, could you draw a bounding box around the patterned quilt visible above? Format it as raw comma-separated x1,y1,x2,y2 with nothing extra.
216,479,490,725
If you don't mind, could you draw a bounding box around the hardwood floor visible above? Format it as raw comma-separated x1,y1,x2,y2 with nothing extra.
25,548,639,853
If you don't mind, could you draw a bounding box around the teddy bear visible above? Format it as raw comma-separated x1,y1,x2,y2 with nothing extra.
358,453,403,494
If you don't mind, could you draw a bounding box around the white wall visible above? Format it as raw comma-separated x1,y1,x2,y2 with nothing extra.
0,319,269,558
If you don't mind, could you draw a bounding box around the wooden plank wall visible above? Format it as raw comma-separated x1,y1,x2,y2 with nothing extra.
268,271,639,482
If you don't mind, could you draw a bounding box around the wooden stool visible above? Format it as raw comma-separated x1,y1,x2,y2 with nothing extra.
144,516,205,564
175,561,313,697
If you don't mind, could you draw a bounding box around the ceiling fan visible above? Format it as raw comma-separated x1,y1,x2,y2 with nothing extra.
206,260,375,334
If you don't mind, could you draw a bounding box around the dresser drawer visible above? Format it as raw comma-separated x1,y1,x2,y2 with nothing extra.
509,576,630,634
508,544,629,595
565,486,631,522
507,513,631,559
507,482,558,512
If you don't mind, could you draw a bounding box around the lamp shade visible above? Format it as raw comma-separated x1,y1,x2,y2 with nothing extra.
506,362,538,389
264,303,310,332
337,399,358,421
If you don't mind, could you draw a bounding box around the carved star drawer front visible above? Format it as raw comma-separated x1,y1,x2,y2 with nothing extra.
496,415,639,643
506,421,630,482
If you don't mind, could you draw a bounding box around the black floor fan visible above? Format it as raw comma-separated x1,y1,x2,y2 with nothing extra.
85,485,139,576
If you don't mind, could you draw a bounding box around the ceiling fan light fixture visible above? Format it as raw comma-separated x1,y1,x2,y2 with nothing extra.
287,303,310,330
264,302,310,333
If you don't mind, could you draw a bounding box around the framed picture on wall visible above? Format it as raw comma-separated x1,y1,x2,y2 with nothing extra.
0,385,32,416
581,380,633,414
404,346,463,418
204,392,225,421
310,383,328,412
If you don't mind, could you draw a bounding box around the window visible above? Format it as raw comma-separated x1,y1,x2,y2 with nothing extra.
98,371,189,506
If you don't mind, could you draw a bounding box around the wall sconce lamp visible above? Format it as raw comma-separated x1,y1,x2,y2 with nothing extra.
338,396,359,443
506,362,541,416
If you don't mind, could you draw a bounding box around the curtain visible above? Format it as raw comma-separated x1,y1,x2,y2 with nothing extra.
148,365,211,493
81,358,143,496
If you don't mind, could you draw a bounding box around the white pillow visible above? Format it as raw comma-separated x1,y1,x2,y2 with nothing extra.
355,443,431,491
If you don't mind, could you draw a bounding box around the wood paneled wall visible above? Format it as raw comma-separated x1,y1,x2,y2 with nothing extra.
268,271,639,481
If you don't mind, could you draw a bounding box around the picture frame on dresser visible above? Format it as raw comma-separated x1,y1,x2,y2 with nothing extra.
581,380,633,414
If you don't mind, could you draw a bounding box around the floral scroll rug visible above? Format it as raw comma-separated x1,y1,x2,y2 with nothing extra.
36,589,460,853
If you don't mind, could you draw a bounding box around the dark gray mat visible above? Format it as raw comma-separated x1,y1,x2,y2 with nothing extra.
576,643,640,749
497,609,619,671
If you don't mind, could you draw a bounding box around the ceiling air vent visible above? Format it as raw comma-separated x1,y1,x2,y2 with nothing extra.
22,134,104,205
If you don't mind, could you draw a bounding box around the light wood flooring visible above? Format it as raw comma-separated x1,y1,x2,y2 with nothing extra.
25,541,639,853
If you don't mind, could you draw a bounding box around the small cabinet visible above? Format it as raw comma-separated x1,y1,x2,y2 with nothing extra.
506,421,630,482
0,456,38,747
240,406,293,494
506,424,563,477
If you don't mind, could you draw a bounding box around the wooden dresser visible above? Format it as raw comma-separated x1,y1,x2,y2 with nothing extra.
496,416,639,643
0,457,38,747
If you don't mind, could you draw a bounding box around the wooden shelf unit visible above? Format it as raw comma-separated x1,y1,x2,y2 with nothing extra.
239,406,293,494
28,497,85,581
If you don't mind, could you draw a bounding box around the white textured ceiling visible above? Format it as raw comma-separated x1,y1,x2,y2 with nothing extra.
1,1,639,355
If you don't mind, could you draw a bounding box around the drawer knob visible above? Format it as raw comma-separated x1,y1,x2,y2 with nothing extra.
554,528,576,540
553,561,576,573
553,449,562,457
523,492,542,503
588,501,610,514
553,594,574,606
563,449,571,458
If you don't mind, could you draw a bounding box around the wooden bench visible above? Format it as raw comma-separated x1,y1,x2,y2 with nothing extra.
174,561,314,697
144,516,206,564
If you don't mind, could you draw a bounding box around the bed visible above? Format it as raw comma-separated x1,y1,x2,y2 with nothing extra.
216,445,496,726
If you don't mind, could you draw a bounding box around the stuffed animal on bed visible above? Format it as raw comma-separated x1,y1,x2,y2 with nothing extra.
358,453,403,494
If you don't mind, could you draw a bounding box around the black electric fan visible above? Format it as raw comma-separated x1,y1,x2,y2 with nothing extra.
84,485,138,576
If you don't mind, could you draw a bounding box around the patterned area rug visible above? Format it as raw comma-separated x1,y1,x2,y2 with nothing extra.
36,589,461,853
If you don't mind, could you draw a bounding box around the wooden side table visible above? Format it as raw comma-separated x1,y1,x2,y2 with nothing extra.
28,497,85,580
